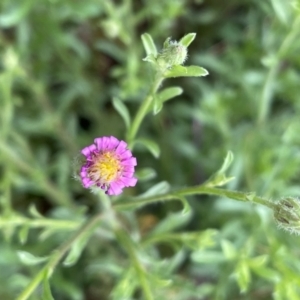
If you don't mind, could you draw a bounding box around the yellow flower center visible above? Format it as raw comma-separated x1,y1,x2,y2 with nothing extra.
89,151,121,183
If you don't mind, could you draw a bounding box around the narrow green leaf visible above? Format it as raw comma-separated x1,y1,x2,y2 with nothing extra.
150,198,192,235
0,0,32,27
138,181,170,198
164,65,209,78
204,151,235,187
192,250,226,264
29,204,44,219
152,86,183,114
271,0,290,25
163,250,186,274
218,151,234,174
153,95,163,115
158,86,183,103
63,233,91,266
112,97,130,128
248,255,268,268
235,260,251,293
111,267,137,299
179,33,196,47
142,53,156,64
251,265,280,282
17,251,48,266
18,226,29,244
39,229,55,241
148,273,172,287
42,275,55,300
135,168,157,181
141,33,157,57
221,239,237,260
134,139,160,158
163,37,171,49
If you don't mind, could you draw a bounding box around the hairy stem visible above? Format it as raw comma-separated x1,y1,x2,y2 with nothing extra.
127,73,164,146
113,185,275,210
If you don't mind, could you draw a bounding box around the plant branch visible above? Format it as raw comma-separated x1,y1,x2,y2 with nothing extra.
16,212,104,300
113,185,275,211
115,228,154,300
127,73,164,146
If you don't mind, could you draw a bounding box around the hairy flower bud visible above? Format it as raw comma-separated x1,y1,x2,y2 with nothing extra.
157,38,188,69
273,197,300,234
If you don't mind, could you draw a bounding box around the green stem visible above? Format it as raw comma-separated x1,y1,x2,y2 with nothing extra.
16,212,104,300
0,217,78,229
113,185,275,210
127,73,164,146
258,15,300,124
115,228,154,300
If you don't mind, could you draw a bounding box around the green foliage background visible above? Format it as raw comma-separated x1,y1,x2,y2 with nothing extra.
1,0,300,299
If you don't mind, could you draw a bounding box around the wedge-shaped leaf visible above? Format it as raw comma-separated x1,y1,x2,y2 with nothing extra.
63,233,91,266
42,275,55,300
134,138,160,158
164,65,209,78
112,97,130,128
141,33,157,57
179,33,196,47
17,251,48,266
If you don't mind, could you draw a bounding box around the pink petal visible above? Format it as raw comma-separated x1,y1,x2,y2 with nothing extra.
107,182,123,195
80,170,88,178
115,141,127,154
102,137,110,150
123,166,135,172
94,137,104,150
82,178,94,188
81,144,96,157
121,157,137,166
120,150,132,159
121,177,137,187
107,136,120,150
121,171,134,177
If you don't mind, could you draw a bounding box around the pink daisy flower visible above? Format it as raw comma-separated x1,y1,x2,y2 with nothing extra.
80,136,137,195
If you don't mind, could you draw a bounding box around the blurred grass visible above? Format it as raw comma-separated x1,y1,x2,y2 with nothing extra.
1,0,300,299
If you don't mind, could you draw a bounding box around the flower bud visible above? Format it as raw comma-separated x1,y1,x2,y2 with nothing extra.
273,197,300,234
157,39,188,69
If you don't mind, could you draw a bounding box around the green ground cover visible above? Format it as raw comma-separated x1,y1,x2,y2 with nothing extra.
1,0,300,299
